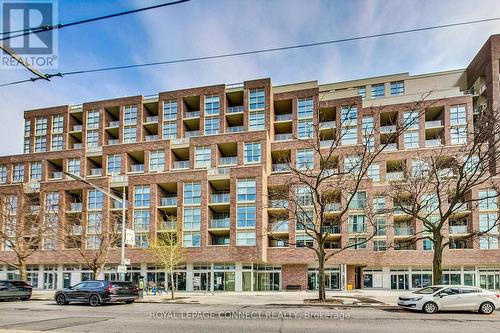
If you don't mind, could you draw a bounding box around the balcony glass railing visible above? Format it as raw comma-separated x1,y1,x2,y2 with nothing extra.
393,205,412,215
380,125,397,133
425,139,442,147
382,143,398,151
108,139,119,145
275,114,292,121
269,200,288,209
323,168,338,176
269,221,289,232
185,111,200,118
158,221,176,231
275,133,293,141
173,161,189,169
325,203,342,212
72,125,82,132
145,135,158,141
184,130,200,138
394,227,415,236
69,203,82,212
73,143,82,149
145,116,158,123
227,126,244,133
30,205,41,214
210,218,230,229
71,225,83,235
425,120,443,128
449,225,469,234
272,163,290,172
319,120,336,129
320,140,335,148
219,156,237,166
49,171,63,180
321,225,340,234
227,105,244,113
107,121,120,128
129,164,145,173
386,171,404,181
211,193,230,204
438,168,454,178
90,168,102,176
160,197,177,207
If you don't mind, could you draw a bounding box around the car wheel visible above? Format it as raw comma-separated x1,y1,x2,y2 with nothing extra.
88,295,100,307
479,302,495,315
20,296,30,301
125,300,134,304
56,294,67,305
423,302,438,314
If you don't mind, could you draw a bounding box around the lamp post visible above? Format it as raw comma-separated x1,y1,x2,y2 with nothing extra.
63,171,128,281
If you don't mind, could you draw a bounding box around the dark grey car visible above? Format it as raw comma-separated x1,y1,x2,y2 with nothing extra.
0,280,32,301
54,280,139,307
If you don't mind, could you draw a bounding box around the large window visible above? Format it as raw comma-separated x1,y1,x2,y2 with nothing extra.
13,164,24,182
88,190,103,210
404,130,419,149
371,83,385,98
450,105,467,125
195,146,211,168
341,106,357,145
124,126,137,143
367,164,380,182
45,192,59,213
451,126,467,144
107,154,121,175
249,88,265,110
249,111,265,131
149,150,165,172
184,182,201,205
133,210,150,232
87,212,102,234
52,115,64,134
357,86,366,99
348,214,366,233
163,100,178,120
236,231,256,246
124,105,137,125
244,142,261,164
67,158,80,176
297,119,313,139
162,121,177,139
86,130,99,147
134,185,150,208
51,134,63,151
237,205,256,228
0,165,7,183
390,81,404,96
183,207,201,230
362,116,374,148
86,110,100,129
183,232,201,247
296,149,313,170
30,161,42,181
479,189,497,210
237,178,256,202
205,95,220,115
204,116,219,135
34,136,47,152
297,97,313,119
35,117,47,135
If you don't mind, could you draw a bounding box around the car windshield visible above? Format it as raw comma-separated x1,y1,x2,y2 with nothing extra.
413,287,443,294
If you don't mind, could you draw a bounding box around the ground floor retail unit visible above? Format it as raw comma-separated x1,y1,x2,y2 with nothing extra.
1,263,499,291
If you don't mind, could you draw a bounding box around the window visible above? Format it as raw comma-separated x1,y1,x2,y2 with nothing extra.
344,155,361,174
30,162,42,181
86,130,99,147
204,116,219,135
237,178,256,202
86,110,100,129
375,218,387,236
52,115,64,134
362,116,374,148
249,88,265,110
296,186,313,206
296,234,314,248
23,137,30,154
341,125,357,145
249,111,265,131
51,134,63,151
135,233,149,248
184,182,201,205
244,142,261,164
183,207,201,230
371,83,385,98
349,192,366,209
205,95,220,115
374,240,387,251
124,105,137,125
390,81,404,96
403,111,419,129
479,213,499,233
124,126,137,143
348,237,367,249
35,136,47,152
13,164,24,182
450,105,467,126
348,214,366,233
24,120,31,137
237,205,256,228
45,192,59,213
297,97,313,119
0,165,7,183
195,146,211,168
35,117,47,135
88,190,103,210
297,119,313,139
134,185,150,208
373,196,386,212
162,121,177,139
107,154,121,175
367,164,380,182
423,238,433,251
480,236,499,249
87,212,102,234
183,231,201,247
422,193,439,213
66,158,80,176
163,100,177,120
479,190,497,210
404,130,419,149
149,150,165,172
296,149,313,170
451,126,467,144
357,86,366,99
412,159,429,177
237,231,256,246
133,210,150,232
341,106,357,126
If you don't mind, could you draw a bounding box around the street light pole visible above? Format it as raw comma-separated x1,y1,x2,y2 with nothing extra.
63,171,128,281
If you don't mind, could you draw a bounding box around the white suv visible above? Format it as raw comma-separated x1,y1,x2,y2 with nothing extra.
398,285,500,314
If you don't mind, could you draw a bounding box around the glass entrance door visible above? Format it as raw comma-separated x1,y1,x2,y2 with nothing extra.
43,272,57,289
193,272,210,291
325,272,340,290
391,274,408,290
480,273,500,290
63,273,71,288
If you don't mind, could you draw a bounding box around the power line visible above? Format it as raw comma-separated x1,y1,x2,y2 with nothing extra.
1,15,500,88
0,0,192,41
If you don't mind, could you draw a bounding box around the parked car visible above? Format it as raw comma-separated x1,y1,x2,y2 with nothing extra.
398,285,500,314
0,280,32,301
54,280,139,307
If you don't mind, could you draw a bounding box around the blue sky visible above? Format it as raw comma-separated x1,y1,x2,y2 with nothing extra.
1,0,500,155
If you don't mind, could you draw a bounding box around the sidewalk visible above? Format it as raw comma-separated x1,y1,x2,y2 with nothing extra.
30,289,408,307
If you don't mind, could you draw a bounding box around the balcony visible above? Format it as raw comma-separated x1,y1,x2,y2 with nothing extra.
173,161,190,169
269,221,289,232
158,220,176,231
208,168,230,178
325,203,342,212
160,196,177,207
275,114,292,122
71,225,83,236
184,130,200,138
393,205,412,215
380,125,397,133
73,143,82,149
438,168,454,178
129,164,145,173
68,203,82,212
323,168,338,177
107,121,120,128
425,139,442,147
394,227,415,236
145,135,158,141
227,126,244,133
382,143,398,151
108,139,119,145
210,193,230,204
321,225,341,234
386,171,404,181
272,163,290,173
227,105,244,114
30,205,41,214
275,133,293,141
319,121,336,129
184,111,200,118
449,225,469,234
72,125,82,132
210,218,230,229
425,120,443,128
320,140,335,148
48,171,63,180
86,146,102,154
269,200,288,209
145,116,158,123
219,156,237,166
90,168,102,176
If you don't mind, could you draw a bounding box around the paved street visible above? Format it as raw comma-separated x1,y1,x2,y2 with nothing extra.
0,300,499,333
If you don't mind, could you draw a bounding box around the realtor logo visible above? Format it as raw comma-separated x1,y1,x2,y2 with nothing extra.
1,0,58,69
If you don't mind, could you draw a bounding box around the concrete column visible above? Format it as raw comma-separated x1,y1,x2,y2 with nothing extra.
382,266,391,290
186,263,193,291
38,264,44,289
340,264,347,291
235,262,243,292
56,264,64,289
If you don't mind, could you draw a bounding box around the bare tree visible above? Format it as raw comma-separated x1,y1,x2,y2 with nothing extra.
387,107,500,284
151,216,184,300
268,94,431,301
0,190,43,281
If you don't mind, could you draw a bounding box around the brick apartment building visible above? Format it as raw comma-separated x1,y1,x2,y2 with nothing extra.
0,35,499,292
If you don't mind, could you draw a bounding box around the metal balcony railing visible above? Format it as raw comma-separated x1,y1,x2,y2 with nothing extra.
71,226,82,235
158,221,176,231
49,171,63,180
325,203,342,212
227,105,244,113
108,139,119,145
380,125,397,133
382,143,398,151
425,139,442,147
30,205,40,214
386,171,404,181
72,125,82,132
73,143,82,149
319,120,336,129
184,130,200,138
90,168,102,176
321,225,340,234
269,221,289,232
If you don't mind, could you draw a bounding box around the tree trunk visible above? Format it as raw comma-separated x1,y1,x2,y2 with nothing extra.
317,251,326,302
19,258,27,282
170,268,175,300
432,233,444,285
